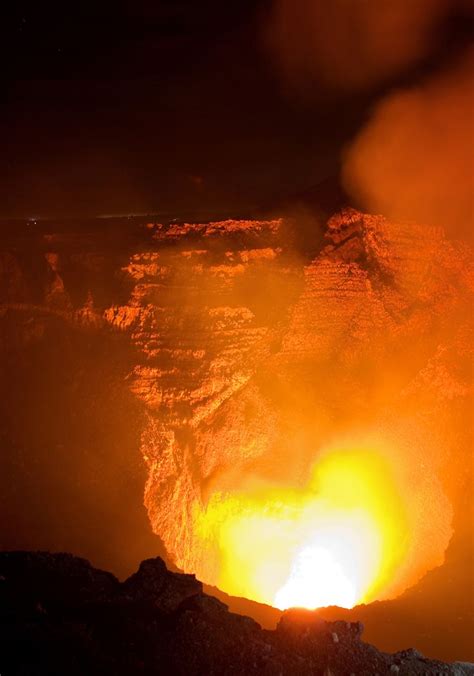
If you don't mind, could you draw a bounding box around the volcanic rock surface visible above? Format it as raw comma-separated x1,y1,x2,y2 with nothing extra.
0,210,472,661
1,551,473,676
109,210,471,616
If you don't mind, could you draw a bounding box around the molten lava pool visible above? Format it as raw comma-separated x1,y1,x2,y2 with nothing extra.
194,446,411,609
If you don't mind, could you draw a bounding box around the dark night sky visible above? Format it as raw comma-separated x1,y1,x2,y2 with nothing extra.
1,0,472,218
0,1,369,217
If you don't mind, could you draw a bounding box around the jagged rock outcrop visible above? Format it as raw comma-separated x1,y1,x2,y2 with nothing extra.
1,552,472,676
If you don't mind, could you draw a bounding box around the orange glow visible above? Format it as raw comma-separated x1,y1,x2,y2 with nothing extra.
194,446,410,609
129,212,466,631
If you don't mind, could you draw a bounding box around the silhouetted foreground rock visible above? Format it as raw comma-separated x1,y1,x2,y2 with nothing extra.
1,552,473,675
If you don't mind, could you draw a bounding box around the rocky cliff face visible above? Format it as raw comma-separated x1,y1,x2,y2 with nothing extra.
1,551,472,676
104,211,471,609
0,211,472,661
0,223,163,575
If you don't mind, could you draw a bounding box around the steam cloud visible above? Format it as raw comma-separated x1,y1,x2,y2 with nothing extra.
266,0,449,91
268,0,473,237
343,48,474,237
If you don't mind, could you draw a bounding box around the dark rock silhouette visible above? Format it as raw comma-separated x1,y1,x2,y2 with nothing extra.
1,551,472,676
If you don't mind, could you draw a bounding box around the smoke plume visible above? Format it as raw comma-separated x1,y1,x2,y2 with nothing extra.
343,48,474,237
268,1,474,235
266,0,449,92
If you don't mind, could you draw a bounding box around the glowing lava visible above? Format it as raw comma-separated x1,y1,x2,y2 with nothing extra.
194,447,411,609
275,545,357,610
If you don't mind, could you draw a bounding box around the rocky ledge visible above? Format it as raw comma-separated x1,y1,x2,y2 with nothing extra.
1,552,472,676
